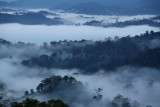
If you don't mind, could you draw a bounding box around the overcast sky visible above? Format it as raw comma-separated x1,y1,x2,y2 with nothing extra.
0,0,16,2
0,0,158,6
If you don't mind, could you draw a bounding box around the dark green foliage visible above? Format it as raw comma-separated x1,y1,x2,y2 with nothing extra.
22,31,160,73
0,82,6,91
0,38,11,45
36,75,83,94
0,12,63,25
93,88,103,101
24,91,29,96
109,19,160,27
23,76,82,107
84,20,102,26
151,16,160,20
11,98,69,107
146,105,152,107
121,98,131,107
127,48,160,68
110,95,139,107
84,18,160,28
30,89,34,95
0,92,13,107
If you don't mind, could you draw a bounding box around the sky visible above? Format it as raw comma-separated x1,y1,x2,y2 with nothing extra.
2,0,24,1
0,0,159,11
0,0,148,5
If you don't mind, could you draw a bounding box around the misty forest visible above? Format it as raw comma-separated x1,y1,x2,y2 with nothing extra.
0,0,160,107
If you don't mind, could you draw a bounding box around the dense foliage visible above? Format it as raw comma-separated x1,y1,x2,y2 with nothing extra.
84,18,160,27
21,31,160,73
0,12,63,25
109,19,160,27
35,75,83,94
11,98,69,107
23,76,85,107
0,32,159,107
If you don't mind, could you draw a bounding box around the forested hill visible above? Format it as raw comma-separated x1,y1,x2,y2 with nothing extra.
1,31,160,73
0,12,63,25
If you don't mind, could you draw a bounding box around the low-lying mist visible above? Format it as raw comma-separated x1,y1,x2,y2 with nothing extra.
0,23,159,44
0,56,160,107
1,32,160,107
54,67,160,107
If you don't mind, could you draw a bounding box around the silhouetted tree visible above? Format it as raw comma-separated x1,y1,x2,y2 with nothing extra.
93,88,103,101
11,98,69,107
24,91,29,96
30,89,34,95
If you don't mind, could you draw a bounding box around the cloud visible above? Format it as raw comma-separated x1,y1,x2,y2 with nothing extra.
0,23,159,44
46,67,160,107
0,0,16,2
0,50,160,106
76,67,160,107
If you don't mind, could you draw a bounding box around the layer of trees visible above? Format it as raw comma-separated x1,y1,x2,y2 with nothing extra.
0,12,63,25
11,98,69,107
109,19,160,27
126,48,160,68
0,95,69,107
1,32,158,106
23,75,85,107
0,82,6,91
21,31,160,73
110,94,139,107
24,75,83,95
84,18,160,28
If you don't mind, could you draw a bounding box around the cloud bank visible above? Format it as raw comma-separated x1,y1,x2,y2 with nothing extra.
0,23,159,44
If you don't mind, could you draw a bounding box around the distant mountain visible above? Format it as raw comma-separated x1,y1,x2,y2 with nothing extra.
0,0,126,8
142,0,160,15
0,0,78,8
0,0,159,15
65,2,153,15
70,2,160,15
0,12,63,25
8,0,59,8
66,2,108,15
52,2,76,10
0,1,8,7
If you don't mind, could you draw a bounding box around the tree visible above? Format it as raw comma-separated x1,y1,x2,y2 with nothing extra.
30,89,34,95
93,88,103,101
0,92,13,107
43,42,48,49
121,98,131,107
145,31,149,35
146,105,152,107
35,75,82,94
150,30,154,35
0,82,6,91
11,98,69,107
24,91,29,96
50,41,57,46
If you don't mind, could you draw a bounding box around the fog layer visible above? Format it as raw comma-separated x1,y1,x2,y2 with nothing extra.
0,23,159,44
1,57,160,107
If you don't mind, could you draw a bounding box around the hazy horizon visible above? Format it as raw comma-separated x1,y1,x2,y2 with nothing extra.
0,1,160,107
